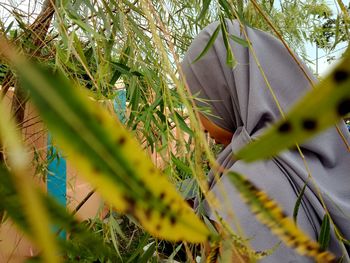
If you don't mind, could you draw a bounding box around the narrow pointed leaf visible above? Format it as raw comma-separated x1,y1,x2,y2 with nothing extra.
318,214,331,251
196,0,212,22
220,15,236,68
227,171,335,262
173,111,194,136
193,24,220,63
293,183,307,224
236,51,350,161
229,34,249,47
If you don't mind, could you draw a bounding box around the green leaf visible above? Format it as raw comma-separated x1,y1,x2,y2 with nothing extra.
229,34,249,47
220,15,236,68
236,51,350,161
139,242,156,263
171,154,192,175
193,24,220,63
110,61,131,85
73,32,89,67
218,0,233,19
196,0,212,22
318,214,331,251
332,16,341,50
5,21,14,35
226,171,335,262
173,111,194,136
293,183,307,224
126,234,150,263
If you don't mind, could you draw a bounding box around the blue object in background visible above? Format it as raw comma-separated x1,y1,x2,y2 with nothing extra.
46,89,125,238
47,134,66,238
114,89,126,123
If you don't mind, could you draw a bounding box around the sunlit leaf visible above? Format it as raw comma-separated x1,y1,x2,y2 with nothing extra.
227,171,335,262
236,51,350,161
1,43,210,242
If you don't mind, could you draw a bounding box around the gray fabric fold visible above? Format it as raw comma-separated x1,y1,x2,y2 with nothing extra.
181,19,350,262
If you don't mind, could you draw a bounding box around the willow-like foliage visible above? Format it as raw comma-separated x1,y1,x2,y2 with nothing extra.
0,0,349,261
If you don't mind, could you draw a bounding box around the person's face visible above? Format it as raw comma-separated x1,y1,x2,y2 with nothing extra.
198,113,233,146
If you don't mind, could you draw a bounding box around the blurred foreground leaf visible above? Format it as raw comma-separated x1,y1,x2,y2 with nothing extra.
0,38,209,243
236,50,350,161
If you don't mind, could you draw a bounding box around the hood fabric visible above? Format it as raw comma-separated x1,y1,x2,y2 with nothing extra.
181,19,350,262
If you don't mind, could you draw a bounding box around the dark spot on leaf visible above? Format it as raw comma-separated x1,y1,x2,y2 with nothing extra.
156,224,161,231
145,208,152,219
278,121,292,133
334,70,349,83
302,119,317,131
281,211,288,218
95,114,103,124
149,167,156,174
337,98,350,116
160,210,166,218
117,137,126,145
123,195,136,213
170,215,176,225
159,192,166,200
305,243,317,251
287,237,297,247
93,166,101,174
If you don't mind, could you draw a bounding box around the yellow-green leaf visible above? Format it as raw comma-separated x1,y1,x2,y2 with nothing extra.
236,51,350,162
0,39,210,243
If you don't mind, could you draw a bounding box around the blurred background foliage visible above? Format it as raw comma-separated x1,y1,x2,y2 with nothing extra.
0,0,349,262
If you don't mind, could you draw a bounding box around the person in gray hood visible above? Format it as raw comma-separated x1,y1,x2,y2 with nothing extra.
181,19,350,262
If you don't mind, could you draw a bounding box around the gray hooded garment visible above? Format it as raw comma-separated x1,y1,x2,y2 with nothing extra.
181,20,350,262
